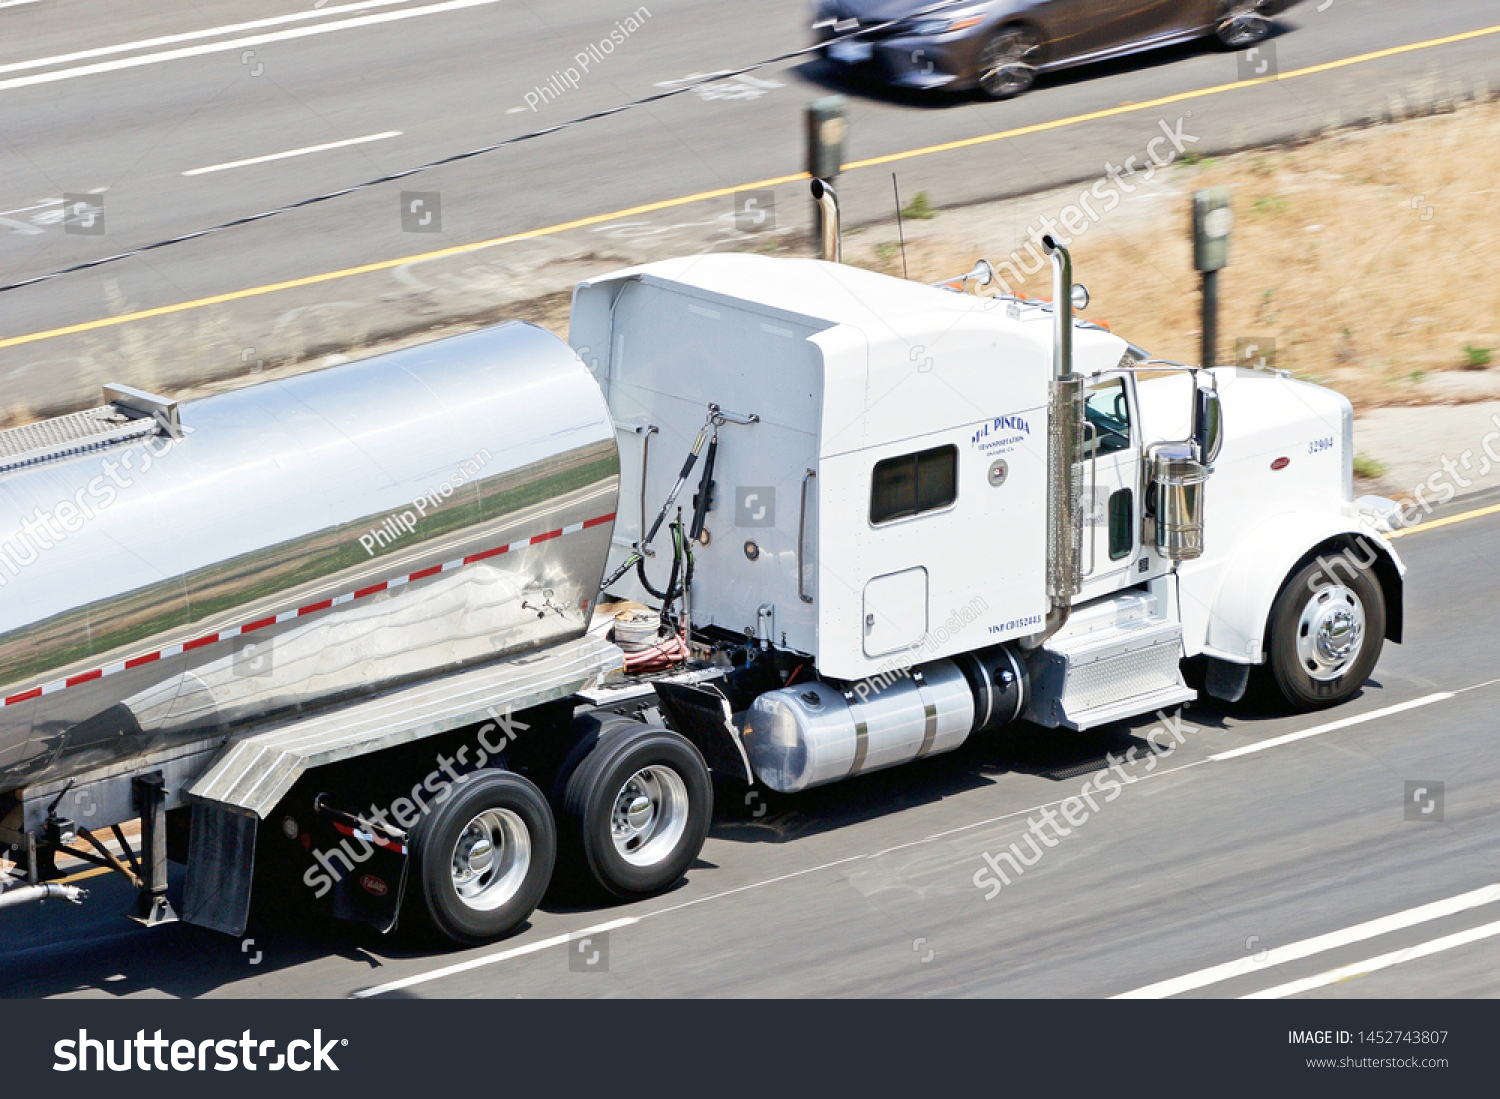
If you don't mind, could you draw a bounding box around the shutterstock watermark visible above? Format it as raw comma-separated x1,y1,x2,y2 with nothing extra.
1303,411,1500,596
302,706,527,897
520,6,652,112
54,1031,344,1072
972,710,1198,900
0,432,183,589
359,448,491,556
990,115,1200,296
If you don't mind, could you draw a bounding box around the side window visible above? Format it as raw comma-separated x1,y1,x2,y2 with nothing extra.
1084,377,1132,457
870,444,957,525
1108,488,1133,560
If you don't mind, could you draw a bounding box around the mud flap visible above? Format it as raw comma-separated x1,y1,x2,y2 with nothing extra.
653,680,754,784
328,824,410,934
183,802,256,937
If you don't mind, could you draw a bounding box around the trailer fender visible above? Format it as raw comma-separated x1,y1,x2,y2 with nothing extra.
1187,512,1405,665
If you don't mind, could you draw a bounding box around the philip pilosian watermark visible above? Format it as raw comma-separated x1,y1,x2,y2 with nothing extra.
520,6,652,112
849,597,991,704
972,710,1198,899
359,448,492,556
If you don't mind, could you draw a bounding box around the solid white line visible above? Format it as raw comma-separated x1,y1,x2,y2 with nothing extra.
0,0,503,93
0,0,416,76
183,131,402,175
1242,917,1500,999
0,0,44,9
1113,882,1500,998
351,916,639,997
1208,693,1454,762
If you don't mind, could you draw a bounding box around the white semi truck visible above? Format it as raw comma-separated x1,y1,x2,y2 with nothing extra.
0,188,1403,945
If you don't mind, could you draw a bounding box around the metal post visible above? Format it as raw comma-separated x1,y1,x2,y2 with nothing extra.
1192,187,1233,368
1201,268,1218,369
130,772,177,927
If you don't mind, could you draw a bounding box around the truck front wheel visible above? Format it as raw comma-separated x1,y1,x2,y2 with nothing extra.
1265,550,1386,710
408,770,556,945
561,725,712,899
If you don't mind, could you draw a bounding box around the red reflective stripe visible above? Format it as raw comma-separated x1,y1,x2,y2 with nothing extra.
0,513,615,707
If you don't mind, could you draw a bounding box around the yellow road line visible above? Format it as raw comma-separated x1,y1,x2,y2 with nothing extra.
55,865,114,885
843,22,1500,170
1387,501,1500,539
3,22,1498,352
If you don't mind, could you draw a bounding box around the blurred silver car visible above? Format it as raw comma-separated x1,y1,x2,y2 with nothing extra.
813,0,1281,98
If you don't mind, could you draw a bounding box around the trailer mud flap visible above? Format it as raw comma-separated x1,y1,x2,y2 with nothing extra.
653,680,754,784
328,825,409,934
183,802,256,937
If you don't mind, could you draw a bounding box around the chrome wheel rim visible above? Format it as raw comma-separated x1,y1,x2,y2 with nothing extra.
610,766,690,867
1218,9,1268,48
978,31,1039,97
449,808,531,911
1296,584,1366,681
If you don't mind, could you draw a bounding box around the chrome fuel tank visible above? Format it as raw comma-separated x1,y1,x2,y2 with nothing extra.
741,660,977,794
0,322,619,792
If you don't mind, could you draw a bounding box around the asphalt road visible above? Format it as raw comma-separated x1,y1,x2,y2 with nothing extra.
2,489,1497,999
1,0,1499,412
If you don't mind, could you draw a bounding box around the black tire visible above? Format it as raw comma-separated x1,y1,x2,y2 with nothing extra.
547,712,649,806
560,724,712,900
1216,4,1271,49
1265,550,1386,711
407,769,555,945
977,26,1042,99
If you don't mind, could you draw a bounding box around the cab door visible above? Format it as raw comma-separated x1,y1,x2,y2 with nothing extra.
1078,374,1143,595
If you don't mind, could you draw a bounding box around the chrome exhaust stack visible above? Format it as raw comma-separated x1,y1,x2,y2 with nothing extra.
1024,235,1086,650
810,178,841,263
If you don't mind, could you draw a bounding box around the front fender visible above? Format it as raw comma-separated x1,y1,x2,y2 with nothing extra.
1181,512,1405,664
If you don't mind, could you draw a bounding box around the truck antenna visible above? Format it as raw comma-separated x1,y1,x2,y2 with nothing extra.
892,173,910,280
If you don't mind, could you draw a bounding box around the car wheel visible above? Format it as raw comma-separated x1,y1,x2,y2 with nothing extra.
407,769,555,945
561,724,712,899
977,27,1042,100
1217,4,1271,49
1265,551,1386,710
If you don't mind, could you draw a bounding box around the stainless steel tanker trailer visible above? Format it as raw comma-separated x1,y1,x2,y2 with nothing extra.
0,219,1404,946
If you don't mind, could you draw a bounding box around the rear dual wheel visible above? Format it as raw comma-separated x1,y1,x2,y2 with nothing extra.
407,769,555,945
558,720,713,900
